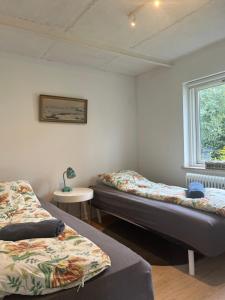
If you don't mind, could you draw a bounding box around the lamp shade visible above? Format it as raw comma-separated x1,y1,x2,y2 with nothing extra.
66,167,76,179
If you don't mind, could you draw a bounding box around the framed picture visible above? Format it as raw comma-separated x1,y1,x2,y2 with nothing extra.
39,95,88,124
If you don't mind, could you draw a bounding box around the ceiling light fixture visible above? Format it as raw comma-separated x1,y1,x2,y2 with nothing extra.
129,14,136,28
128,0,161,28
154,0,160,7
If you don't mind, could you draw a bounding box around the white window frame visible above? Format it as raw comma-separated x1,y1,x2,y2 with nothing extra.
183,71,225,168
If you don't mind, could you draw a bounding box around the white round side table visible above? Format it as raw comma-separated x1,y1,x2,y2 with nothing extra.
53,188,93,222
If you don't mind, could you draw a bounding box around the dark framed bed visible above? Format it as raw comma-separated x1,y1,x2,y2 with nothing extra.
6,200,154,300
92,183,225,276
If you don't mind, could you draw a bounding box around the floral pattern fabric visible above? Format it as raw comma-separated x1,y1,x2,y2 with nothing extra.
0,181,111,298
99,170,225,217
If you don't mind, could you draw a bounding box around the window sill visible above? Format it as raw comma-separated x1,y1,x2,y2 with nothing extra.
182,165,225,173
182,165,205,170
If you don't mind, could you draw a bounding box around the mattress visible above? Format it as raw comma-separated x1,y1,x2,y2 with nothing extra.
93,184,225,257
6,200,154,300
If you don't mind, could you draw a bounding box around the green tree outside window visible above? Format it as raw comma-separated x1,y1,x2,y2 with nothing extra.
199,84,225,161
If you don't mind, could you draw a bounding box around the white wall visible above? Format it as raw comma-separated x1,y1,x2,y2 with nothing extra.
0,54,137,200
2,36,225,204
137,39,225,187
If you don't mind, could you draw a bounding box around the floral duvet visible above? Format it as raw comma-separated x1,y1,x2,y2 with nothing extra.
99,170,225,217
0,181,111,298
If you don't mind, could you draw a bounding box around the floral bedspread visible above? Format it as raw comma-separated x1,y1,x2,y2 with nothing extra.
0,181,111,298
99,170,225,217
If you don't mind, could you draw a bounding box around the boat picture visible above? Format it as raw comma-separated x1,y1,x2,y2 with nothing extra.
39,95,88,124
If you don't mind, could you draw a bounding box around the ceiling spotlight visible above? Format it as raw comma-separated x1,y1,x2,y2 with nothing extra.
131,20,136,27
129,14,136,28
154,0,160,7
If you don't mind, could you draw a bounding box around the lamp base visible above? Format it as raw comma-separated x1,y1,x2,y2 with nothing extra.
62,186,72,192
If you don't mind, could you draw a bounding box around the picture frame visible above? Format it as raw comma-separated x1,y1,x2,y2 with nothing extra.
39,95,88,124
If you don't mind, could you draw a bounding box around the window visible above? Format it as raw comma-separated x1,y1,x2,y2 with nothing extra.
183,72,225,168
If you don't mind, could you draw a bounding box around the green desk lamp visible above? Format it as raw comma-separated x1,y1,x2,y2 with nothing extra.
62,167,76,192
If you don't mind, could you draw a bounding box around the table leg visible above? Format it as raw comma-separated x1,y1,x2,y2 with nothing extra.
96,209,102,224
89,200,92,224
83,202,88,221
80,203,82,219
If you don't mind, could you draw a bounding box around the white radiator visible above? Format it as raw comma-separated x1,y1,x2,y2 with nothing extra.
186,173,225,189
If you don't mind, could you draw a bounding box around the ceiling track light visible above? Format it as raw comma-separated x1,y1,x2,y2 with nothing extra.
128,0,161,28
129,14,136,28
154,0,161,7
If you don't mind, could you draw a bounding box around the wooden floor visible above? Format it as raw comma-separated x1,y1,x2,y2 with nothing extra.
91,216,225,300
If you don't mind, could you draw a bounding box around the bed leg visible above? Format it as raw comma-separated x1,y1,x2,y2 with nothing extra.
96,209,102,223
188,250,195,276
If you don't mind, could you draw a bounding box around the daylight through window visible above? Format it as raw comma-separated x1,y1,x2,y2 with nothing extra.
183,73,225,168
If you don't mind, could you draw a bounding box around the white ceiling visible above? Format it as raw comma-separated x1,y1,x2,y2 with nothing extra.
0,0,224,76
